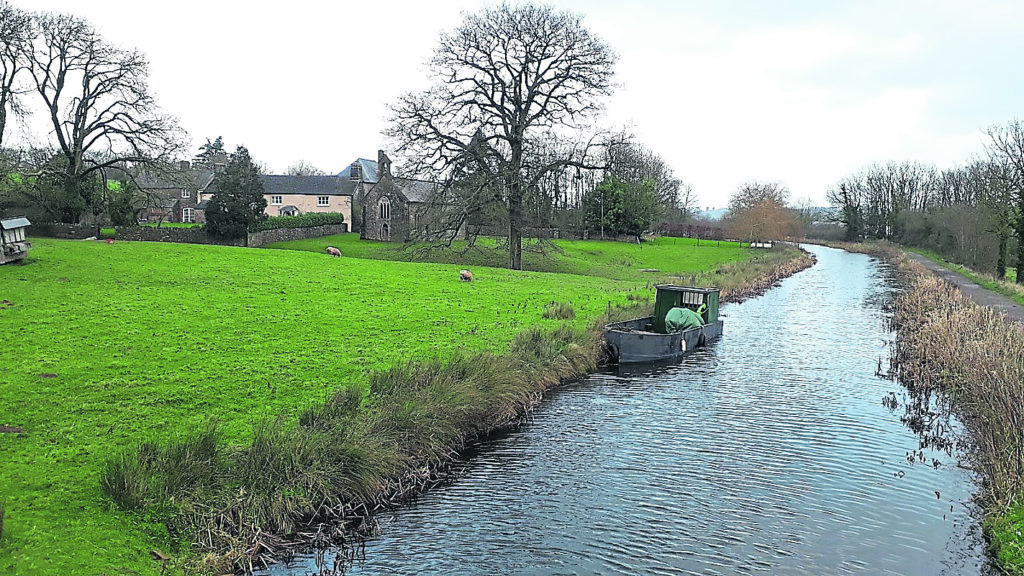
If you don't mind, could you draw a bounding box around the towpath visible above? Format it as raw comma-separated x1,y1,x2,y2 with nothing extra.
907,252,1024,324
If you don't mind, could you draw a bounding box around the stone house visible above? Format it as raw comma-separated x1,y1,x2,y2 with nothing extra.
358,151,437,242
136,161,215,224
261,175,354,225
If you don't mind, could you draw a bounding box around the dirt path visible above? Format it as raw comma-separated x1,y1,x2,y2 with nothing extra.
907,252,1024,324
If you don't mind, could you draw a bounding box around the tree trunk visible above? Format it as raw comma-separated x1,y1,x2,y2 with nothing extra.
508,191,523,270
997,230,1008,280
1016,215,1024,285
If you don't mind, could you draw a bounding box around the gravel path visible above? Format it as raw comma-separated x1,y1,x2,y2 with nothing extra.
907,252,1024,324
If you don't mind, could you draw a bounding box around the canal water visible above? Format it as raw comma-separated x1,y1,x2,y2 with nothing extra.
269,245,991,575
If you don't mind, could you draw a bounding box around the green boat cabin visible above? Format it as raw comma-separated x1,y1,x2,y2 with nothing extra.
651,285,720,334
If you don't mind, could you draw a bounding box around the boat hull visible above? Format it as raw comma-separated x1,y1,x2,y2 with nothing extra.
604,317,724,364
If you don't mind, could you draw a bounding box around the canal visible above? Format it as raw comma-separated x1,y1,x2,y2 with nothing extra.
269,244,992,575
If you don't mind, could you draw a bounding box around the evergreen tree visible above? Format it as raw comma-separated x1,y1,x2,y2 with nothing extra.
584,176,657,239
204,146,267,239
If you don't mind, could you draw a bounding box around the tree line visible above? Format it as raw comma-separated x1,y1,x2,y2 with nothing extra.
827,121,1024,282
1,2,702,267
0,2,184,224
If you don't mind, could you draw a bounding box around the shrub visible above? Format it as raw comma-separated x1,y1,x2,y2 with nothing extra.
255,212,345,232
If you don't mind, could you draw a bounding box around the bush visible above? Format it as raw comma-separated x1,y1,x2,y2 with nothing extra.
255,212,346,232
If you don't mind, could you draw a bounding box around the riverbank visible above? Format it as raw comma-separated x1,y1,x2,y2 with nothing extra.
839,241,1024,574
105,246,815,574
0,237,809,575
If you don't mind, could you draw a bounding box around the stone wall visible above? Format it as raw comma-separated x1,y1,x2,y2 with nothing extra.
115,226,245,246
27,223,100,239
247,223,347,247
112,223,347,247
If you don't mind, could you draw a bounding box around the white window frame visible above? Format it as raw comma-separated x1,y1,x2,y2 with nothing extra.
181,188,190,199
317,195,330,207
182,207,195,223
271,195,283,205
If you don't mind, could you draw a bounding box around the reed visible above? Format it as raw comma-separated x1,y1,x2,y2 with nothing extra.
887,253,1024,574
101,323,603,571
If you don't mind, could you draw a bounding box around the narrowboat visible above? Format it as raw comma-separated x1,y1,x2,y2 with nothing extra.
604,285,723,364
0,217,30,265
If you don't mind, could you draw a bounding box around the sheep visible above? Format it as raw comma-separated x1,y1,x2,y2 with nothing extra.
325,246,342,257
459,269,473,282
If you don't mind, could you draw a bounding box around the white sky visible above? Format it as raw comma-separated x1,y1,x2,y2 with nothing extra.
12,0,1024,209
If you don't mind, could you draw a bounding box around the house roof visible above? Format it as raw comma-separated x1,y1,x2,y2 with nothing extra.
136,166,215,191
394,178,435,203
261,175,355,196
337,158,379,184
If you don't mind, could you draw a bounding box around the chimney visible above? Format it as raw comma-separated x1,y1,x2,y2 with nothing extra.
179,160,190,171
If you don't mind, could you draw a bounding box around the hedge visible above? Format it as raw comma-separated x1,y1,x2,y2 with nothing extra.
254,212,345,232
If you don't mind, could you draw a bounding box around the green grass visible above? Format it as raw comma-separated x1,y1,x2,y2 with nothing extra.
989,503,1024,572
265,233,750,281
0,235,783,574
908,248,1024,307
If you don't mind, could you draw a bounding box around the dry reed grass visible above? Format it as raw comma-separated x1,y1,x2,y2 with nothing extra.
891,262,1024,503
885,252,1024,573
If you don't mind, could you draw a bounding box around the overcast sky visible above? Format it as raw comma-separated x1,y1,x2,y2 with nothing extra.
14,0,1024,209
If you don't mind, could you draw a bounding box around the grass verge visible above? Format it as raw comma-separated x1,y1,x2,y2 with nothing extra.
908,247,1024,306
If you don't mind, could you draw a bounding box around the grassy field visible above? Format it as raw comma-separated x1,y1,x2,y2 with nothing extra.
266,233,749,281
0,235,781,575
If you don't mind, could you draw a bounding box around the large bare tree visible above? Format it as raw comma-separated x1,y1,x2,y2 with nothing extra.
25,12,183,222
0,1,31,148
387,4,617,270
986,120,1024,284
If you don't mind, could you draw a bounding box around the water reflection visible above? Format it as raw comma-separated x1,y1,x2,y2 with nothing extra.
266,245,991,576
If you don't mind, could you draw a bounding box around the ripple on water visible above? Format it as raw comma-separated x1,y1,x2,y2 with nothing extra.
265,245,992,576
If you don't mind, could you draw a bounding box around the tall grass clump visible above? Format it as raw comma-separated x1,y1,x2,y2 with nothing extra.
100,322,605,571
100,424,222,513
543,301,575,320
889,257,1024,574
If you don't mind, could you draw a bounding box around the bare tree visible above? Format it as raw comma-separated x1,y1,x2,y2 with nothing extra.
286,159,325,176
0,1,31,148
986,120,1024,284
605,139,686,222
25,12,183,222
728,180,790,215
827,173,866,240
387,4,617,270
726,181,798,242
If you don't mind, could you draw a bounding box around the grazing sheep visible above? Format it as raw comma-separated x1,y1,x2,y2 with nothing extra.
459,269,473,282
325,246,342,257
